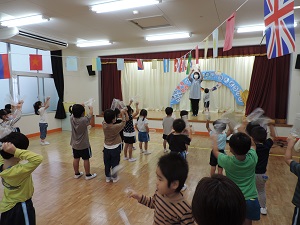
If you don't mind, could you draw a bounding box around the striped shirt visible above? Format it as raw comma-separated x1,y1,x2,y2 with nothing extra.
139,191,194,225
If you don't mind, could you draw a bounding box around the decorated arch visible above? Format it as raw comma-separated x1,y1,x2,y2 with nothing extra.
170,71,244,106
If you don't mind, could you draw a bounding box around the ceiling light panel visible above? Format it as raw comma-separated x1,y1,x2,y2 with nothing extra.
0,15,50,27
145,32,191,41
76,41,112,47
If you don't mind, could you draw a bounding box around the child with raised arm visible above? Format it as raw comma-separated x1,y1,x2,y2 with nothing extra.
123,102,139,162
70,104,97,180
188,68,203,116
33,97,50,145
206,119,231,176
211,132,260,225
192,174,246,225
162,107,174,153
284,137,300,224
246,122,276,215
203,88,210,113
103,108,128,183
135,109,151,155
0,132,43,225
0,100,24,132
129,153,194,225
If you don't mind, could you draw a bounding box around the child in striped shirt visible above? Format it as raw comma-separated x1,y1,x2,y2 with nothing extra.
129,153,194,224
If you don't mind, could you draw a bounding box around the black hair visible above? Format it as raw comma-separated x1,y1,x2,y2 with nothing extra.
213,119,226,132
33,101,42,115
192,174,246,225
173,119,186,133
0,132,29,159
4,104,11,110
245,122,260,136
251,126,267,143
229,132,251,155
69,104,85,118
180,110,188,118
104,109,116,124
165,107,173,116
114,108,121,117
0,109,9,120
127,105,134,115
137,109,147,122
157,153,188,192
204,88,209,93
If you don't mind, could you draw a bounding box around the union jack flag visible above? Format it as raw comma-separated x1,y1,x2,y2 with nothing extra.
264,0,295,59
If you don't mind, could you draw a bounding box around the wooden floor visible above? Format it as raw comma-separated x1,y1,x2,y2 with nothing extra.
0,128,298,225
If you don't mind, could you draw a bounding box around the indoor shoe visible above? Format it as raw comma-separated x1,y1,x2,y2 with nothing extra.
85,173,97,180
74,172,83,179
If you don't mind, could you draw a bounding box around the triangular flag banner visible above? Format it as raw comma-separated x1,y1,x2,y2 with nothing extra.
96,57,102,71
163,59,170,73
213,28,218,58
92,58,97,71
117,58,124,70
204,38,209,59
0,54,10,79
152,59,157,69
186,53,192,75
30,54,42,70
66,56,78,71
195,45,199,64
182,56,186,72
137,59,144,70
223,12,236,51
179,58,183,72
174,58,179,72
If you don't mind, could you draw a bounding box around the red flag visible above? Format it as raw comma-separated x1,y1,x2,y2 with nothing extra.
179,58,183,72
30,54,43,70
174,58,179,72
137,59,144,70
195,45,199,64
0,54,10,79
223,12,236,51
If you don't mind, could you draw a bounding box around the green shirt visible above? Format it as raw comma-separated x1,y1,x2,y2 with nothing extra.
218,148,258,200
0,149,43,212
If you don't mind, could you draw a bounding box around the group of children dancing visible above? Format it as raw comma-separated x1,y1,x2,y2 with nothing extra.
1,98,300,225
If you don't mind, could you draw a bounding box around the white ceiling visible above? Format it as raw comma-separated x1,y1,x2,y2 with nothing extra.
0,0,299,52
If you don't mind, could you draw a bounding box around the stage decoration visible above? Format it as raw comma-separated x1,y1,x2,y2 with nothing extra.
170,71,244,106
66,56,78,71
0,54,10,79
117,58,124,70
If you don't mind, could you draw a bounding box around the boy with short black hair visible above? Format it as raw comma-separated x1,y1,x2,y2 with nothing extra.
129,153,194,224
162,107,174,153
284,137,300,225
0,132,43,225
103,108,128,183
246,122,275,215
70,104,97,180
211,132,260,225
192,174,246,225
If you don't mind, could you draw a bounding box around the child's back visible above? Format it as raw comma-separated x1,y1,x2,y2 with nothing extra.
70,113,91,149
162,115,174,135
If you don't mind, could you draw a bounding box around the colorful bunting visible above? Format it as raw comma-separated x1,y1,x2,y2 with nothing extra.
213,29,218,58
195,45,199,64
204,38,208,59
137,59,144,70
117,58,124,70
92,58,97,71
0,54,10,79
30,54,42,70
152,59,157,69
96,57,102,71
174,58,179,72
223,12,236,51
186,53,192,75
66,56,78,71
163,58,170,73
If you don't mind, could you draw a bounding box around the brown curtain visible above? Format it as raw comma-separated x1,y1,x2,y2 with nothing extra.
101,63,122,111
245,54,290,120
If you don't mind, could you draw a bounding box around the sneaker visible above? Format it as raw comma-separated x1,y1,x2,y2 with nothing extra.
260,207,267,215
164,149,168,153
132,146,136,150
112,176,120,183
181,184,187,192
144,151,151,155
186,151,189,155
85,173,97,180
74,172,83,179
106,177,111,183
124,157,129,160
140,149,145,154
128,158,137,162
41,141,50,146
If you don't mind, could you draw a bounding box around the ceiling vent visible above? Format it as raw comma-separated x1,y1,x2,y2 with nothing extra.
0,27,68,50
129,15,172,30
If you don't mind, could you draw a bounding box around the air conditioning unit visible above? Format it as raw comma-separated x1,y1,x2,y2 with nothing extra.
0,27,68,50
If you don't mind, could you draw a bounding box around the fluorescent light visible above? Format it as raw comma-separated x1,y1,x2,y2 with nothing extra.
76,41,112,47
0,15,50,27
237,23,298,33
145,32,191,41
294,6,300,9
91,0,161,13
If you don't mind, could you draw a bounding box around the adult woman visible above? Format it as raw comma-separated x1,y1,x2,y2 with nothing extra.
188,69,203,116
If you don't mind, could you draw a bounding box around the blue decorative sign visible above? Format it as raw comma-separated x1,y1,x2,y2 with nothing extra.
170,71,244,106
